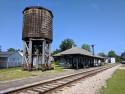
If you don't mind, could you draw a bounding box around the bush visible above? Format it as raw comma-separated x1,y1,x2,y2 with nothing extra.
52,61,60,65
51,61,64,72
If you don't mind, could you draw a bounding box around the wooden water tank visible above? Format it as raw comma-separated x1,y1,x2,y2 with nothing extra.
22,6,53,42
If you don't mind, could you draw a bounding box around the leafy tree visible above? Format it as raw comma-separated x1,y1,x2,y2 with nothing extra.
108,50,116,57
121,52,125,60
7,48,16,52
0,45,1,52
98,52,106,57
16,49,23,52
81,44,91,52
52,49,61,55
59,38,76,51
116,55,121,63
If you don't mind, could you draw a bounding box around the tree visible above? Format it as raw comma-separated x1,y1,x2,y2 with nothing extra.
52,49,61,55
98,52,106,57
0,45,1,52
121,52,125,60
108,50,116,57
81,44,91,52
59,38,76,51
7,48,16,52
16,49,23,52
116,55,121,63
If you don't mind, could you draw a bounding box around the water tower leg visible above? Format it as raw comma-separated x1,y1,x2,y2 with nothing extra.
49,43,51,63
28,39,32,71
22,41,26,70
42,40,45,70
47,43,51,69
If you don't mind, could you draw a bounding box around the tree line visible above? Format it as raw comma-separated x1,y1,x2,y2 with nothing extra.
52,38,125,62
0,45,22,53
0,38,125,62
52,38,91,55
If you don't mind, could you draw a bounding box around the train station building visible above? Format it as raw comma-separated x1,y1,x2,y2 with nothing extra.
54,47,105,69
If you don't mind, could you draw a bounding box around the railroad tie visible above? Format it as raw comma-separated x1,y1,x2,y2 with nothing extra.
25,90,40,94
18,92,30,94
34,86,50,92
33,88,46,93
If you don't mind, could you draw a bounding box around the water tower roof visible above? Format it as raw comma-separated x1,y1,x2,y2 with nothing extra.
23,6,53,17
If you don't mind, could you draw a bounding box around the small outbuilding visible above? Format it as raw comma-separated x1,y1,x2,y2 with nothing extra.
105,57,116,64
0,52,12,68
53,47,104,69
0,51,23,68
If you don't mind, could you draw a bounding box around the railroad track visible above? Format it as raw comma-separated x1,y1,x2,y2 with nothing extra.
1,64,118,94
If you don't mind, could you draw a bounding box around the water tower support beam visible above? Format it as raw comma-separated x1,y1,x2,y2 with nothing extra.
22,41,26,70
28,39,32,71
42,39,45,64
48,43,51,64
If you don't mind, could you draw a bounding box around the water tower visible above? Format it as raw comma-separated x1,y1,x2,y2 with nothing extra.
22,6,53,71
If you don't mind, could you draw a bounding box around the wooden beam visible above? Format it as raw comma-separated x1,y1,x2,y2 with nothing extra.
83,57,85,69
29,39,32,64
42,40,45,64
48,43,51,64
22,41,26,65
76,58,78,70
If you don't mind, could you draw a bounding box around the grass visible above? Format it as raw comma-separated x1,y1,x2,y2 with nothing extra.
52,61,64,72
100,68,125,94
0,64,64,81
120,64,125,67
53,65,64,72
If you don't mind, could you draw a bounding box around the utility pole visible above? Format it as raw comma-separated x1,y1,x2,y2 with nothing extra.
91,44,95,56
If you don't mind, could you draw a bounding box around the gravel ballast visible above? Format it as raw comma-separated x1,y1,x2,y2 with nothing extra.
52,65,120,94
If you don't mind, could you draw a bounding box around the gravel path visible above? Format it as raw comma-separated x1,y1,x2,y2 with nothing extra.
52,65,120,94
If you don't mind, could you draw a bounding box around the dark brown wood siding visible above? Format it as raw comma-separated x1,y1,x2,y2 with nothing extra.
22,6,53,43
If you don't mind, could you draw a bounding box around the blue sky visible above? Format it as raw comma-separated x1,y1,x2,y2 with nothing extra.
0,0,125,55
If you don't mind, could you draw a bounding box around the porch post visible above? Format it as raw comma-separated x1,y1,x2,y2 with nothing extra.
76,57,78,70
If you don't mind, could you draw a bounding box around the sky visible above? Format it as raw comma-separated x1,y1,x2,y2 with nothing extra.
0,0,125,55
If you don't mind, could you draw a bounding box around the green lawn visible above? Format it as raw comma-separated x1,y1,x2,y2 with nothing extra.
100,67,125,94
0,65,64,81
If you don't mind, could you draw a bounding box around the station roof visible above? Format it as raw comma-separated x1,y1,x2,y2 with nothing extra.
54,47,104,59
